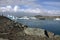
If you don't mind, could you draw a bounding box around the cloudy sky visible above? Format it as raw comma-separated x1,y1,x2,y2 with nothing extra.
0,0,60,16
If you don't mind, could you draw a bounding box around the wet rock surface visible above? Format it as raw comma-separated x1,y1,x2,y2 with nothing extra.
0,16,60,40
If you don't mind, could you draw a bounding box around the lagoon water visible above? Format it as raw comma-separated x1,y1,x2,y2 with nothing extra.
8,16,60,35
16,19,60,35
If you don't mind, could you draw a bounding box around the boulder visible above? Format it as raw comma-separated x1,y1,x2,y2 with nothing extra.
0,38,8,40
24,28,46,37
47,31,54,38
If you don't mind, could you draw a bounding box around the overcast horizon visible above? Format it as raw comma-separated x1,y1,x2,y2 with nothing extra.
0,0,60,16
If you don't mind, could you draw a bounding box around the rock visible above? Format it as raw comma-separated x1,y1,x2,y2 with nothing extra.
0,16,28,40
54,35,60,37
0,38,8,40
24,28,46,37
47,31,54,38
54,35,60,40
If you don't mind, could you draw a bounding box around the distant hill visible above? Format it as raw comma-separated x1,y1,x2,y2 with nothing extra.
35,15,60,18
34,15,60,20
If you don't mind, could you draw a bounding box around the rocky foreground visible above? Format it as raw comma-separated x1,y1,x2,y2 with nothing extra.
0,16,60,40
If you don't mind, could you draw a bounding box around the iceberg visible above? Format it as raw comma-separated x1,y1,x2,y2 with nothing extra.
54,18,60,20
7,15,18,20
19,16,29,20
29,17,37,19
7,15,37,20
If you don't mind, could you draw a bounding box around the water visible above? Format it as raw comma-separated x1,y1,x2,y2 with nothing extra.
16,19,60,35
8,16,60,35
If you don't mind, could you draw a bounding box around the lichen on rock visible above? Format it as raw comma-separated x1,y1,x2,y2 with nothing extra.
24,28,46,37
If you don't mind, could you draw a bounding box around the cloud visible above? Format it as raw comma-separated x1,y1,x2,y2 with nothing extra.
0,6,60,16
0,7,6,12
0,0,42,9
0,5,13,12
24,8,60,15
0,0,60,16
0,5,44,14
13,5,20,12
43,9,60,15
43,2,60,7
0,0,41,8
6,5,12,11
20,8,42,13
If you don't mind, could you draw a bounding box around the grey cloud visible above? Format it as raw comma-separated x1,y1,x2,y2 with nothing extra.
0,0,42,8
0,0,34,6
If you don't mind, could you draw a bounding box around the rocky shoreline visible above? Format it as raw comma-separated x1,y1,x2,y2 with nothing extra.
0,16,60,40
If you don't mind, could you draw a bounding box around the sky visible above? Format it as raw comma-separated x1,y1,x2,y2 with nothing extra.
0,0,60,16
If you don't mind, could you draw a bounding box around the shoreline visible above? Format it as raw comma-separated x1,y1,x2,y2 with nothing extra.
0,16,60,40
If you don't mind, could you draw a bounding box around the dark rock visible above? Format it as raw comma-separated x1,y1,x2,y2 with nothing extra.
44,30,49,37
0,16,28,40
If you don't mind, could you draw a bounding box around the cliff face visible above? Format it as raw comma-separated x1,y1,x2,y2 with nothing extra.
0,16,60,40
0,16,27,40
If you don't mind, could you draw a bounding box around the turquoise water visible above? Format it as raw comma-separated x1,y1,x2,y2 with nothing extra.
16,19,60,35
